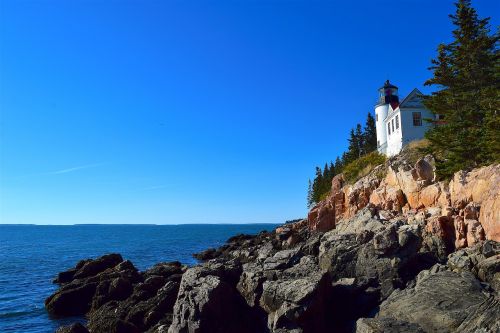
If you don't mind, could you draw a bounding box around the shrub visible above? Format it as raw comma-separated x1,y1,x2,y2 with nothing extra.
342,152,386,183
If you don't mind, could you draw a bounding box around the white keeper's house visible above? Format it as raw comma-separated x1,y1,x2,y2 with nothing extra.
374,80,436,157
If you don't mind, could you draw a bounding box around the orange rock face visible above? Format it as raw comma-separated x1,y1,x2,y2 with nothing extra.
480,195,500,242
454,216,467,248
449,164,500,242
308,199,335,232
307,153,498,247
308,174,346,232
343,172,381,219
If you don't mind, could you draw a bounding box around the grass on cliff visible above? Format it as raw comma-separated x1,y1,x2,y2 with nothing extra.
403,139,431,165
343,151,386,183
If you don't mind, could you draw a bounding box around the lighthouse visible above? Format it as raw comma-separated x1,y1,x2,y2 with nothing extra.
375,80,399,155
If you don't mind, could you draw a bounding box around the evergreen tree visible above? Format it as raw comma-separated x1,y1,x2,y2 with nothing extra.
346,126,362,164
363,113,377,153
355,124,364,157
311,166,323,204
307,179,313,208
334,156,343,172
322,162,329,178
321,163,331,195
341,151,349,167
424,0,499,178
329,161,336,179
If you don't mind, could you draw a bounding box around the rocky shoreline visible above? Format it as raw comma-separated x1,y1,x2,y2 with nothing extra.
46,150,499,333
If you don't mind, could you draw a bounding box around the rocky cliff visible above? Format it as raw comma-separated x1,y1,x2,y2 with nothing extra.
47,151,499,333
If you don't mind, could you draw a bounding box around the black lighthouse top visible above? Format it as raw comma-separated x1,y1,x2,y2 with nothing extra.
377,80,399,105
381,80,398,90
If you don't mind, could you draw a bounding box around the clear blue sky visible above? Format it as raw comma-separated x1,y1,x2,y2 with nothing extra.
1,0,498,225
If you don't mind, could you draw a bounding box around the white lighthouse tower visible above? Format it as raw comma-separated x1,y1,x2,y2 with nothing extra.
375,80,399,155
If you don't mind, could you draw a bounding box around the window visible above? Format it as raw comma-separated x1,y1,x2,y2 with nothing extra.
413,112,422,126
388,123,391,135
376,114,378,122
396,115,399,129
392,119,395,132
377,140,380,147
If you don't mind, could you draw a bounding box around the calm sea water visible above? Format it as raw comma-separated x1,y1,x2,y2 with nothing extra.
0,224,278,333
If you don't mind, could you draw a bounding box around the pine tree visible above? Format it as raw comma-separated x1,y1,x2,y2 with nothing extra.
329,161,336,179
334,156,343,173
307,179,313,208
424,0,499,178
355,124,364,157
322,163,329,179
311,166,323,204
346,125,363,164
341,151,349,167
363,113,377,153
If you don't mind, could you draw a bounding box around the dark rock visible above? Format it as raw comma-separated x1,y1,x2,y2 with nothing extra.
48,206,500,333
377,270,496,332
46,282,98,316
73,253,123,280
55,323,89,333
168,260,265,333
355,317,425,333
142,261,184,279
263,248,303,271
227,233,256,243
259,259,332,332
54,269,77,284
46,254,140,317
319,232,360,279
372,226,398,254
192,247,218,261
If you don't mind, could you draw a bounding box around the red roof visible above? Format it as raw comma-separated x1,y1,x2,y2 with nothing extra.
390,101,399,110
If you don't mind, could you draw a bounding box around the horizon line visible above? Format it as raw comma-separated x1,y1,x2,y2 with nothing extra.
0,222,285,226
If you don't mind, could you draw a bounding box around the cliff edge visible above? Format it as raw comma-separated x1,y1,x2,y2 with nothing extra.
47,151,500,333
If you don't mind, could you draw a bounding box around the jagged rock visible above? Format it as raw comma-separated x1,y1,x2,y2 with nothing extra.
55,323,89,333
308,198,336,232
48,160,500,333
192,247,218,261
377,270,497,332
477,254,500,291
454,215,468,248
237,262,266,307
259,255,333,332
46,256,142,317
447,241,500,291
168,260,264,333
74,254,124,280
418,182,450,208
372,226,398,254
449,164,500,241
53,254,123,284
87,302,141,333
465,219,485,247
260,272,330,332
355,317,425,333
454,296,500,333
47,255,186,333
369,185,406,212
263,248,303,270
343,171,382,219
319,232,360,279
335,208,383,235
425,215,454,242
46,281,99,317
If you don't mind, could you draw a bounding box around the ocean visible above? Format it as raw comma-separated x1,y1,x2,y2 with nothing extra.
0,224,278,333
